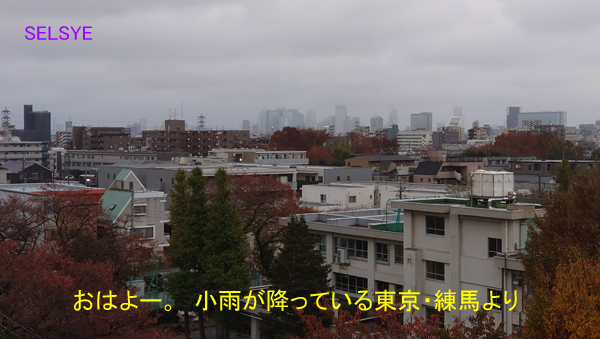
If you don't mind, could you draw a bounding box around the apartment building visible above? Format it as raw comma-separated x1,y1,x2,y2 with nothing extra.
206,149,309,165
142,129,250,156
72,126,132,150
0,136,50,167
286,171,538,336
397,130,433,150
101,169,170,250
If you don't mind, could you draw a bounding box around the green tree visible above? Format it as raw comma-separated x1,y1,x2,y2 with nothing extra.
166,168,209,339
555,158,572,191
260,215,332,339
204,168,251,339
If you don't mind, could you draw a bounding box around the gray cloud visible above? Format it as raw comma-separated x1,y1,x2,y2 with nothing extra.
1,0,599,130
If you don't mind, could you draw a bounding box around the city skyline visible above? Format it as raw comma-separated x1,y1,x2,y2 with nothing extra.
3,1,600,129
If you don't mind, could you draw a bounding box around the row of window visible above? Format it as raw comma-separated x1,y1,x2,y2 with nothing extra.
425,216,503,258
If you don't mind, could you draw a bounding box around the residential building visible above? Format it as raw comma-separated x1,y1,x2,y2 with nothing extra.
345,155,417,173
101,169,170,251
413,150,484,184
143,128,250,156
56,131,73,148
397,131,433,150
468,121,488,140
301,183,376,210
0,162,53,184
0,136,50,167
205,149,308,164
72,126,132,150
410,112,433,131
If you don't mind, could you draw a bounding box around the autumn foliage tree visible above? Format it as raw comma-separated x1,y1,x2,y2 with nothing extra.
464,131,584,160
0,190,168,338
293,308,513,339
228,174,314,277
269,127,330,151
522,170,600,338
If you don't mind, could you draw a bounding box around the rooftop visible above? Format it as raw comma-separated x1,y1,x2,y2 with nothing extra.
283,208,404,233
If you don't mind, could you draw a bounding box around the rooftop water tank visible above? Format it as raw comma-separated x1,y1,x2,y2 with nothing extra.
470,170,514,198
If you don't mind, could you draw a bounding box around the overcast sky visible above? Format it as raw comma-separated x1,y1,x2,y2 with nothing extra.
2,0,600,130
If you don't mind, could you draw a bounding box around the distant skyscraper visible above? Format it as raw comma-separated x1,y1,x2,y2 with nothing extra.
454,106,463,116
289,110,305,128
388,109,398,126
139,118,148,131
13,104,51,142
506,107,521,129
242,119,250,131
334,105,347,134
305,110,317,128
370,115,384,133
410,112,433,131
65,120,73,133
518,110,566,128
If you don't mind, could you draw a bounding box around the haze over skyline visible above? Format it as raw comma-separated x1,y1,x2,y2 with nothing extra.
2,0,600,129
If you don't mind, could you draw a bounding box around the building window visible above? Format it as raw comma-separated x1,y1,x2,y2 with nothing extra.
425,306,444,327
335,237,368,259
163,223,172,236
32,173,39,180
347,176,350,180
320,194,326,203
426,216,445,236
487,289,503,311
113,173,116,179
311,234,326,253
107,173,110,179
318,176,323,183
376,243,389,263
547,164,551,171
129,182,134,190
528,165,531,170
488,238,502,258
349,196,357,203
426,261,445,281
335,273,368,293
133,205,146,215
376,280,389,292
394,244,403,264
515,164,521,170
133,226,154,238
534,164,541,171
337,176,340,181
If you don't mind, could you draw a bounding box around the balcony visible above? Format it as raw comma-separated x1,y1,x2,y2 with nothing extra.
255,158,309,165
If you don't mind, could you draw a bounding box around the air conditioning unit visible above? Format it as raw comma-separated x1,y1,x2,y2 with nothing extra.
336,248,349,265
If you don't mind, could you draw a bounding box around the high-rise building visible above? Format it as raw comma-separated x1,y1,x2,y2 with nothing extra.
289,110,305,128
65,120,73,133
242,119,250,131
334,105,347,134
13,104,51,142
506,107,521,129
139,118,148,131
410,112,433,131
388,109,398,126
305,110,317,128
370,115,384,133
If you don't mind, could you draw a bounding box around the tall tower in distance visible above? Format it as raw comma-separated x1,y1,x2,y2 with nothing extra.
197,114,206,130
506,106,521,129
334,105,347,134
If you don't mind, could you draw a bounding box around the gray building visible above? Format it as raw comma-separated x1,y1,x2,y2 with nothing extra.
13,104,51,142
410,112,433,131
370,115,384,134
506,107,521,129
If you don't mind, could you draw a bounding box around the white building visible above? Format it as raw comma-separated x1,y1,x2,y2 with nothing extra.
397,130,433,150
101,169,170,251
293,171,537,336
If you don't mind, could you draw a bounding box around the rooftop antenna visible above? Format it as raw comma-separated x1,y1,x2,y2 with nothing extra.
168,109,172,120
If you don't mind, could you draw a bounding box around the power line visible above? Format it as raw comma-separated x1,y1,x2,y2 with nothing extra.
0,312,42,339
0,322,23,339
